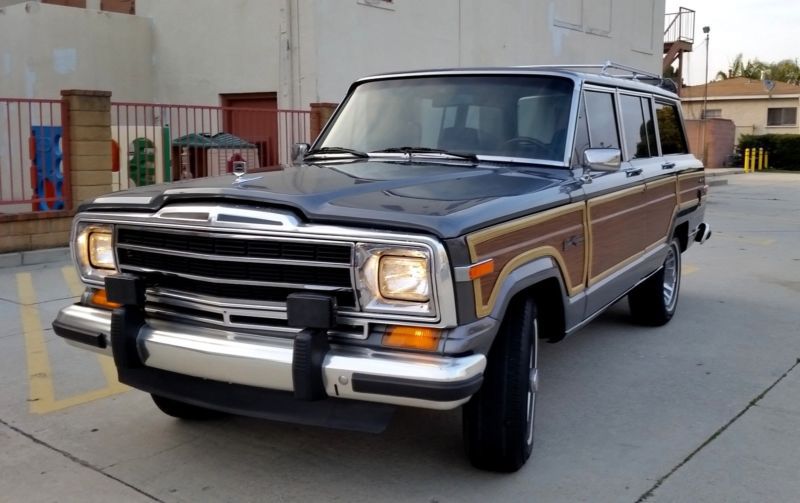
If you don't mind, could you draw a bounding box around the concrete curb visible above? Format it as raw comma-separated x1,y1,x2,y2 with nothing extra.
0,247,70,269
706,168,744,178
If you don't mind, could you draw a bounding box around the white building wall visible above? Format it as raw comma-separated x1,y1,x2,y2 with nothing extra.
1,0,666,109
307,0,665,104
135,0,283,105
0,1,153,101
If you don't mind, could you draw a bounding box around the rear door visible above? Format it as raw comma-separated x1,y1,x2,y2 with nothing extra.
618,92,677,257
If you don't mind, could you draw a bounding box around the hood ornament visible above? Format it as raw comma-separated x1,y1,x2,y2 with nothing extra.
231,160,262,186
232,160,247,178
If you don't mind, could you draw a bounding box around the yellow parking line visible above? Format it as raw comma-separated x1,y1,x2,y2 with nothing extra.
61,265,84,298
683,264,699,276
17,272,56,414
62,266,128,393
713,233,776,246
17,271,128,415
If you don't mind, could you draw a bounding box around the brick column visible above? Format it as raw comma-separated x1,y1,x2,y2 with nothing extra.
309,102,338,142
60,90,113,207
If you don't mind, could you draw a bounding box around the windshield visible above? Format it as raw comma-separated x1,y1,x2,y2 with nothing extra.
317,75,575,163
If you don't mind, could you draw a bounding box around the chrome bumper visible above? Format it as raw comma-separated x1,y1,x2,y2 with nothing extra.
53,304,485,410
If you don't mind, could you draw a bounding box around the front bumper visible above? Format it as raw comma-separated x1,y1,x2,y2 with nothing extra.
53,304,485,411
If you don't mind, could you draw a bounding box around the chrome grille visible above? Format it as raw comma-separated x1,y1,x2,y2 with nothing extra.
117,227,352,263
115,227,360,331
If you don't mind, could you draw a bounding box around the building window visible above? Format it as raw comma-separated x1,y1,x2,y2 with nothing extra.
767,108,797,126
701,109,721,119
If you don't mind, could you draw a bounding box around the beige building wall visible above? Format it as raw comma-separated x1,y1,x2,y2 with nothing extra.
0,2,153,101
683,97,800,142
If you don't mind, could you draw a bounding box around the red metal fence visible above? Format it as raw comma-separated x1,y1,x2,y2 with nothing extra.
0,98,68,214
110,102,311,190
1,98,312,214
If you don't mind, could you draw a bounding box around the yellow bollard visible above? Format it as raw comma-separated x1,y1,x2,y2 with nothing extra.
765,150,769,169
758,147,764,171
744,148,750,173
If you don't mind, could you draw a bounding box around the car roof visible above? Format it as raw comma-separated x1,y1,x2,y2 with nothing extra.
355,66,680,100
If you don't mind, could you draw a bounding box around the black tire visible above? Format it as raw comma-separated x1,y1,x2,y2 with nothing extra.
463,296,538,473
151,394,226,420
628,238,682,326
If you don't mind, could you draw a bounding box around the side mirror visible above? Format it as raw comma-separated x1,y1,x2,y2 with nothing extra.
583,148,621,172
291,143,310,166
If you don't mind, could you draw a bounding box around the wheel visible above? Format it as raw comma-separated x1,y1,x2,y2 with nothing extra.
151,394,226,420
628,238,682,326
463,296,538,472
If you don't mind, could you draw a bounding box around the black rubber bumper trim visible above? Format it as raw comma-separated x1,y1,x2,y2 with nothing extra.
351,372,483,402
52,319,107,349
118,366,395,433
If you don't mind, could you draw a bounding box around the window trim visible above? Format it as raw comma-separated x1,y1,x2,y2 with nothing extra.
357,0,395,11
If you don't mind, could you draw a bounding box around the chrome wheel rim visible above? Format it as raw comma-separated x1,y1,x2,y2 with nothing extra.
662,246,679,311
526,320,538,446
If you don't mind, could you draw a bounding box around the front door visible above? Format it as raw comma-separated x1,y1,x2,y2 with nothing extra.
221,93,279,168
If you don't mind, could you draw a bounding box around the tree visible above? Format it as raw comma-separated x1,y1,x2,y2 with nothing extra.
716,54,800,84
768,59,800,85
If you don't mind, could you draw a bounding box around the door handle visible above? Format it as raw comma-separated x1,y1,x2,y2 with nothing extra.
624,168,643,177
662,162,676,170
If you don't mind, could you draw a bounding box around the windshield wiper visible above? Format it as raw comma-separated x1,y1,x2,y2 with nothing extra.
305,146,369,158
372,147,479,163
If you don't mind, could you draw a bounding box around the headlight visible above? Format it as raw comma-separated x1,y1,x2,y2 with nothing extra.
75,222,116,283
88,232,115,269
379,255,430,302
355,244,434,316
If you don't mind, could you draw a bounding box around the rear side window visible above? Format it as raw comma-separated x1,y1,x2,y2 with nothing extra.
620,94,658,159
655,101,688,155
584,90,620,149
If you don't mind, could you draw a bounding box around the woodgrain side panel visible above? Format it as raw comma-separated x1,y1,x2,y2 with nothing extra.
643,178,679,247
678,171,706,210
587,185,648,281
588,177,679,286
467,203,586,318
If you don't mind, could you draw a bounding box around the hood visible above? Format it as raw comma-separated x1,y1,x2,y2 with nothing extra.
83,160,579,238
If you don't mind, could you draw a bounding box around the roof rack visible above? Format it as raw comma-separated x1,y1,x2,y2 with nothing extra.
519,61,678,93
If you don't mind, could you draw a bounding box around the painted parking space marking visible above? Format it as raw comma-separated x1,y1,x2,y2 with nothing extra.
712,233,776,246
61,266,128,395
683,264,699,276
17,271,127,415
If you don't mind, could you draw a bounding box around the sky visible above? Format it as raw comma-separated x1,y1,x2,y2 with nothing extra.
665,0,800,85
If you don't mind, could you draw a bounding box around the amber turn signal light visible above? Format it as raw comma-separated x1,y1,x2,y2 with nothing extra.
468,259,495,280
89,289,121,309
383,326,441,351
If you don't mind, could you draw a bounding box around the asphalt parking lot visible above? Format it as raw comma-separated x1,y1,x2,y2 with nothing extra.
1,172,799,503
